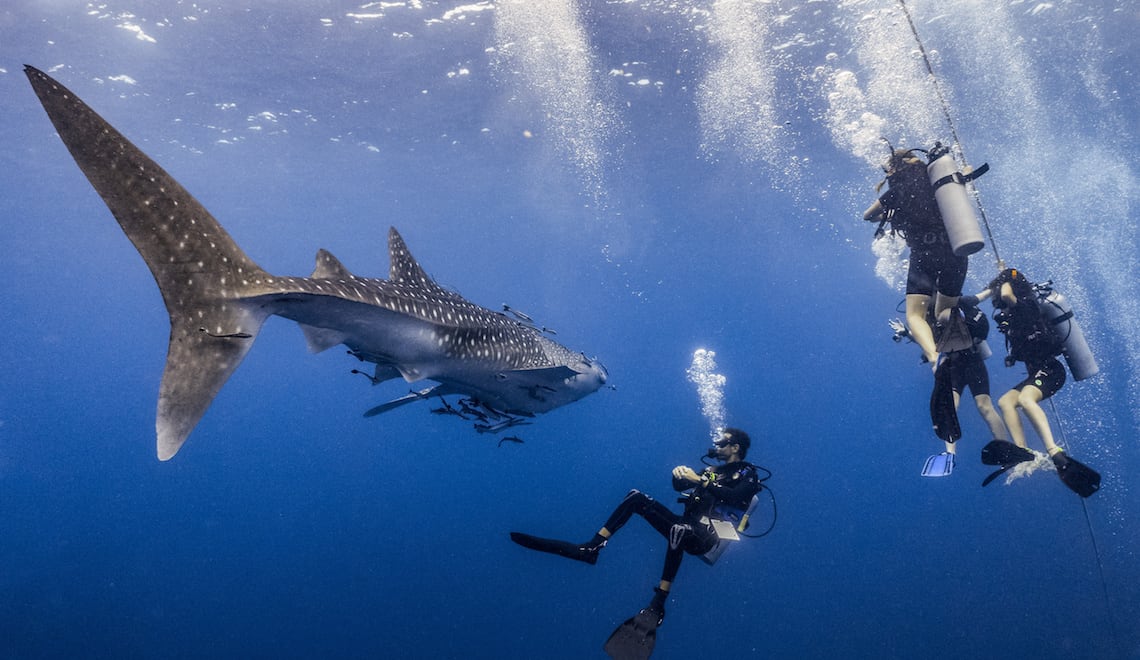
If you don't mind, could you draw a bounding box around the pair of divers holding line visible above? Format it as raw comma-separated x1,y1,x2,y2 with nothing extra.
865,141,1100,497
511,428,773,659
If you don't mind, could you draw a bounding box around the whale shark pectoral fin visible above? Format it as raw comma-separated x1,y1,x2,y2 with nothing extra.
298,323,349,353
155,312,266,461
500,365,579,384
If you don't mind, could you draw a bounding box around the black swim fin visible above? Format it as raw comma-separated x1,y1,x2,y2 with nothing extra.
930,360,961,443
603,608,662,660
980,440,1036,488
1052,452,1101,498
981,464,1016,487
509,532,600,565
980,440,1035,466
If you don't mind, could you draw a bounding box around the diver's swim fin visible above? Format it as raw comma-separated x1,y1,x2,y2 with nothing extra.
1052,452,1101,498
603,608,662,660
980,440,1035,488
930,360,961,443
509,532,600,565
981,464,1015,487
980,440,1034,466
921,452,955,477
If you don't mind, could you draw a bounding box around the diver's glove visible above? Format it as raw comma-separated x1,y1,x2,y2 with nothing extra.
958,294,979,307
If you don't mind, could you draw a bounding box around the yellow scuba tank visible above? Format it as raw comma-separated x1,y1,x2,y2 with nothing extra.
926,142,987,257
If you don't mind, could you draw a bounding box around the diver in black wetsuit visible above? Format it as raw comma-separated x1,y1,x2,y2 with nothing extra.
510,428,762,657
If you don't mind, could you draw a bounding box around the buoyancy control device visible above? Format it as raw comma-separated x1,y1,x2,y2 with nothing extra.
926,142,988,257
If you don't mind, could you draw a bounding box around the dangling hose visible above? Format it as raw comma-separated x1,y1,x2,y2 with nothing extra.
895,0,1002,270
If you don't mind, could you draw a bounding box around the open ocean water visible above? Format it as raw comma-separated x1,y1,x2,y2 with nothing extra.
1,1,1138,658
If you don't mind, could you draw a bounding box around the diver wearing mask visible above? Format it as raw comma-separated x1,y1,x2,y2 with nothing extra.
510,427,764,658
978,268,1100,497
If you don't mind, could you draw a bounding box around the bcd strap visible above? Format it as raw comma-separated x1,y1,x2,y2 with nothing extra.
1048,310,1074,325
931,162,990,191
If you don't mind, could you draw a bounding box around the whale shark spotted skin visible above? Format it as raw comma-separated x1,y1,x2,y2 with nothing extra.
25,65,608,461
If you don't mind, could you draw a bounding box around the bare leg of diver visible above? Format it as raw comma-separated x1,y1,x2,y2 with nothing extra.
973,393,1010,442
998,385,1057,453
1013,385,1060,454
998,389,1029,449
906,293,939,366
932,292,960,324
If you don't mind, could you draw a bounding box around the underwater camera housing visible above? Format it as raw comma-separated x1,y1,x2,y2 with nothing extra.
697,495,761,566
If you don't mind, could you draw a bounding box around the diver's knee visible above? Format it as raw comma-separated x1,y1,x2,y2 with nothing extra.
668,523,691,551
1017,391,1040,409
623,489,651,505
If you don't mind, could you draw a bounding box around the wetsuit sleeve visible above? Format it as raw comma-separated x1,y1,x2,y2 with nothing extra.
964,305,989,342
878,187,900,213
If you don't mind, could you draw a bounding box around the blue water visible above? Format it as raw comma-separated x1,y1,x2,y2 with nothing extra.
2,2,1138,658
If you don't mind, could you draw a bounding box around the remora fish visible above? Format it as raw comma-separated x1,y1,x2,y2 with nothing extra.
25,65,608,461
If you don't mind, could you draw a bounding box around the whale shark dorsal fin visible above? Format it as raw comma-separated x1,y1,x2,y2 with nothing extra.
311,249,354,280
388,227,442,290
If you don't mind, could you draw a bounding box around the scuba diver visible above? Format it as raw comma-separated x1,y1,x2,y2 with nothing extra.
892,296,1010,477
978,268,1100,497
510,428,768,659
865,146,969,368
866,141,988,370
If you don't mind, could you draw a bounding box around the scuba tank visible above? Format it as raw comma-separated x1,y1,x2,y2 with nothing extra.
1036,283,1099,381
926,142,987,257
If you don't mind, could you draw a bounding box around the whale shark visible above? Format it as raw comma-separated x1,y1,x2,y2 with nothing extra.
25,65,608,461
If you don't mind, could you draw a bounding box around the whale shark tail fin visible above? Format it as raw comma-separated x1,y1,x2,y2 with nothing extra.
26,65,272,460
